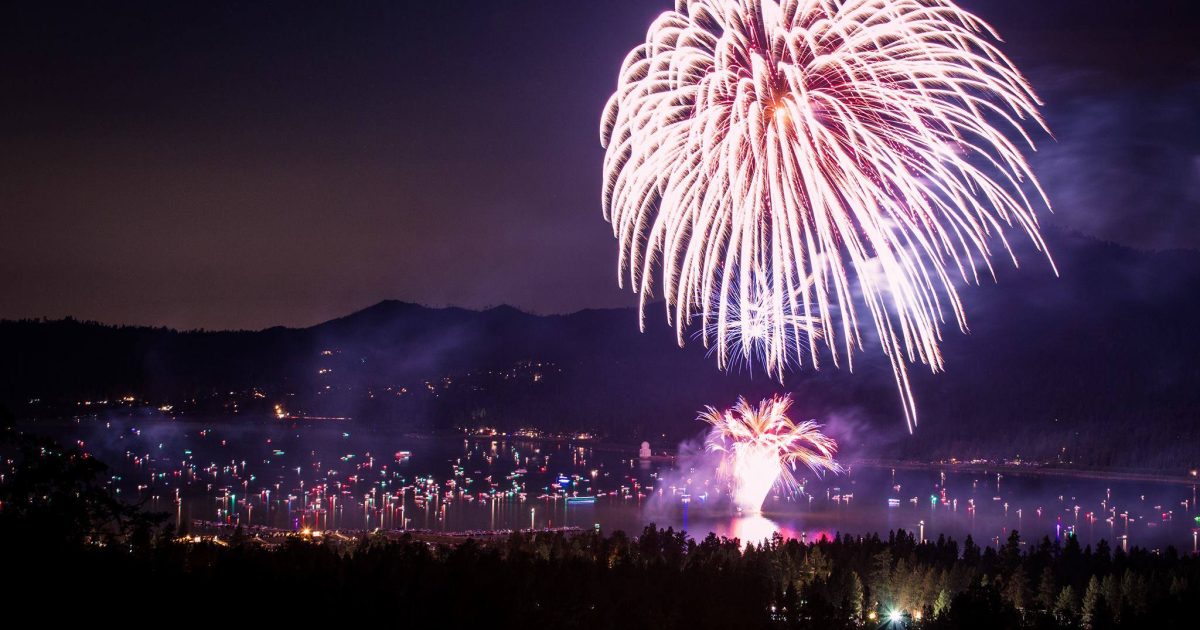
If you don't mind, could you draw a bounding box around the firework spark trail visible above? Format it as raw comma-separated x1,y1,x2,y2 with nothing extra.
702,394,841,513
601,0,1054,430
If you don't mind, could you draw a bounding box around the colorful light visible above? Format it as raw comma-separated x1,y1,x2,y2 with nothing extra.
601,0,1053,430
702,394,840,513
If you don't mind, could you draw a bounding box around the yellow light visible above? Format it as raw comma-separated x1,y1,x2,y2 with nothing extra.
773,103,790,126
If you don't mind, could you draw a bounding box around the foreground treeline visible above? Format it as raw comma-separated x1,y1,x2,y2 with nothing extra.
2,428,1197,627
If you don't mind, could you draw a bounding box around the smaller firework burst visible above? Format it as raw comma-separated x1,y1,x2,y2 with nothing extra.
702,394,841,513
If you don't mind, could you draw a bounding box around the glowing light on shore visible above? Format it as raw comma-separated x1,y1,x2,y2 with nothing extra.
601,0,1053,430
702,394,840,513
729,514,794,548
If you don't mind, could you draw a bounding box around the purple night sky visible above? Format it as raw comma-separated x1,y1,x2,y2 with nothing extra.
2,0,1197,329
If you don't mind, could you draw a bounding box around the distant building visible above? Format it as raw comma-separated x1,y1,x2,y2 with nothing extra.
639,441,651,459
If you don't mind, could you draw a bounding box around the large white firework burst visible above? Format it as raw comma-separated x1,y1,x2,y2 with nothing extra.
702,394,841,513
600,0,1054,431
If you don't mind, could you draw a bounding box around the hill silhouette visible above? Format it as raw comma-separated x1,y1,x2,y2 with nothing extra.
3,230,1199,470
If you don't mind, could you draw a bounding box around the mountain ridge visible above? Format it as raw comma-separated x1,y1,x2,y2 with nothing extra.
2,230,1198,470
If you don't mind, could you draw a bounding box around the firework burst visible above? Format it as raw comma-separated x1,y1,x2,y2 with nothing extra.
702,394,841,513
601,0,1054,430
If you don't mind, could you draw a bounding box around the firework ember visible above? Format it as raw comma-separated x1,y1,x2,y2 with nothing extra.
601,0,1054,431
702,394,841,513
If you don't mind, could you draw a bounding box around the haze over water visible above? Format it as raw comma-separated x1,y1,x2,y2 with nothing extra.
29,417,1199,552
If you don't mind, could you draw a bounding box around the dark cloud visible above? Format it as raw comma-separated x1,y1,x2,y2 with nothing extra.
1032,75,1200,251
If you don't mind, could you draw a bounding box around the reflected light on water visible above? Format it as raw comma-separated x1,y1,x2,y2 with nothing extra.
730,514,793,548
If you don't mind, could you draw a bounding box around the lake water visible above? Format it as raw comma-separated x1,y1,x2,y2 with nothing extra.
27,417,1200,552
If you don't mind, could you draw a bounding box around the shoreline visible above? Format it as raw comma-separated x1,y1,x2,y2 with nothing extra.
14,415,1195,484
460,432,677,459
852,459,1200,486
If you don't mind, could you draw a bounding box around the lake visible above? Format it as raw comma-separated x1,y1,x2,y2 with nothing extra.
26,416,1200,552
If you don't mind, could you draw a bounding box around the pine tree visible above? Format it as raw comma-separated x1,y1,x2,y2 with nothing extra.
869,549,892,608
846,571,865,619
1100,574,1121,618
1002,530,1022,569
1036,565,1057,611
962,535,981,564
782,581,800,625
1168,575,1188,597
1082,576,1102,628
1004,564,1030,610
1053,585,1078,625
1120,570,1147,617
934,589,952,617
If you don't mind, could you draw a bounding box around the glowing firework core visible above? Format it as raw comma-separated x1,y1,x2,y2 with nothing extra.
702,395,841,513
601,0,1054,430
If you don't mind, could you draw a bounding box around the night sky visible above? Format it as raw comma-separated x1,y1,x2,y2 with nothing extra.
2,0,1197,330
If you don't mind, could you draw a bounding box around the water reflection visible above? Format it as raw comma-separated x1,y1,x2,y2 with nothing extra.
730,514,789,547
25,417,1200,552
